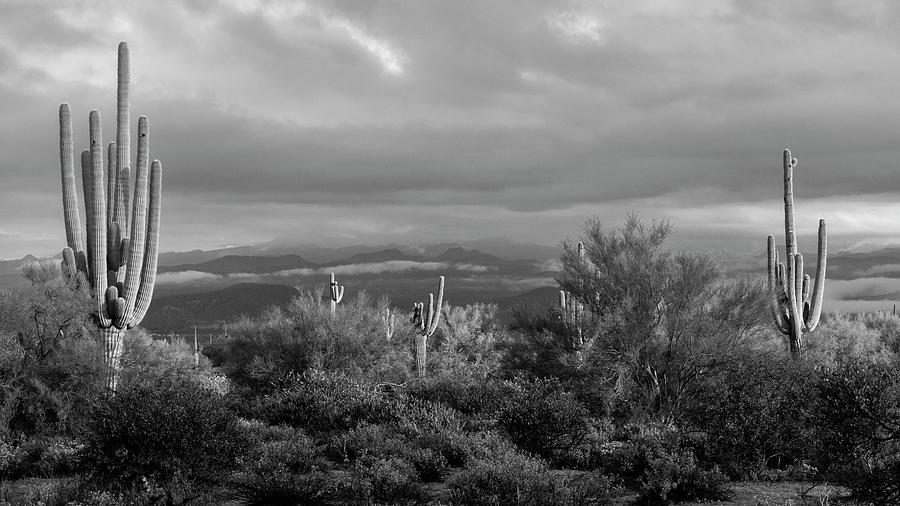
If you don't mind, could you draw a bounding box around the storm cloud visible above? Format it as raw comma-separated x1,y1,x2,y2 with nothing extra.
3,0,900,259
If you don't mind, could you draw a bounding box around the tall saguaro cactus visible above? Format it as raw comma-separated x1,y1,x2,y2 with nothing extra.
766,149,826,356
58,42,162,391
414,276,444,377
329,272,344,317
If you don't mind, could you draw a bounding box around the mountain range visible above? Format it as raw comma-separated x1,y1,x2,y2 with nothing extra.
5,238,900,333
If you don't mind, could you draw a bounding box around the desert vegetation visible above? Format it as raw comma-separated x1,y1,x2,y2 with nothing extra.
1,212,898,504
0,41,898,506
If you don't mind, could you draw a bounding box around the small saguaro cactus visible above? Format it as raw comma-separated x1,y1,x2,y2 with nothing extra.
766,149,827,356
559,290,577,322
575,241,586,344
559,289,583,345
382,307,395,341
193,325,200,367
414,276,444,377
58,42,162,392
329,272,344,317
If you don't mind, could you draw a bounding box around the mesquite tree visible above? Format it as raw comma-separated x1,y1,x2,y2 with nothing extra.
57,42,162,391
556,216,769,416
766,149,827,356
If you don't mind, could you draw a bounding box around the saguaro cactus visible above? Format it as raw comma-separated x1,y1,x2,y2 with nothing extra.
559,290,576,322
382,307,395,341
766,149,826,356
414,276,444,377
58,42,162,391
193,325,200,367
329,272,344,317
559,289,583,345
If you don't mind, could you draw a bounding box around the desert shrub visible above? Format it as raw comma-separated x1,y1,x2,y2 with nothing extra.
495,376,591,465
327,422,406,463
208,292,414,391
345,455,425,505
406,373,513,417
21,437,81,478
0,477,82,506
240,422,323,473
34,436,83,477
250,370,395,432
0,435,82,479
326,421,450,481
415,429,519,469
594,421,731,502
815,359,900,504
393,396,465,436
233,422,333,505
430,303,505,377
805,314,893,366
839,312,900,357
571,472,625,505
116,327,213,389
236,470,337,506
448,451,610,506
682,350,819,480
558,417,617,470
637,450,731,503
80,376,248,492
416,431,477,468
0,264,103,437
502,304,581,379
597,422,682,485
406,446,449,482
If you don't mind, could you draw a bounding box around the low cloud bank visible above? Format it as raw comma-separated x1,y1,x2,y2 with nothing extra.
157,260,494,285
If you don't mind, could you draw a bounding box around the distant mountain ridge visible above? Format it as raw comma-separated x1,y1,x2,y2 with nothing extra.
325,248,422,265
10,240,900,327
140,244,557,333
154,237,561,266
156,246,532,278
160,254,317,275
141,283,299,332
0,255,39,275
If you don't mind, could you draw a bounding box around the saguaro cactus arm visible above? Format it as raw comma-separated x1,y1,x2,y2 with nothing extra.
765,235,789,334
805,219,827,331
87,110,111,327
120,117,150,327
422,276,444,337
130,159,162,328
59,104,85,261
115,41,131,235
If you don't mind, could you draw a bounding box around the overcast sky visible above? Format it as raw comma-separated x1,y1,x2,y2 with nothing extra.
3,0,900,259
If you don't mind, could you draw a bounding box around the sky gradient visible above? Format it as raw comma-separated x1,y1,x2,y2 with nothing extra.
3,0,900,260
